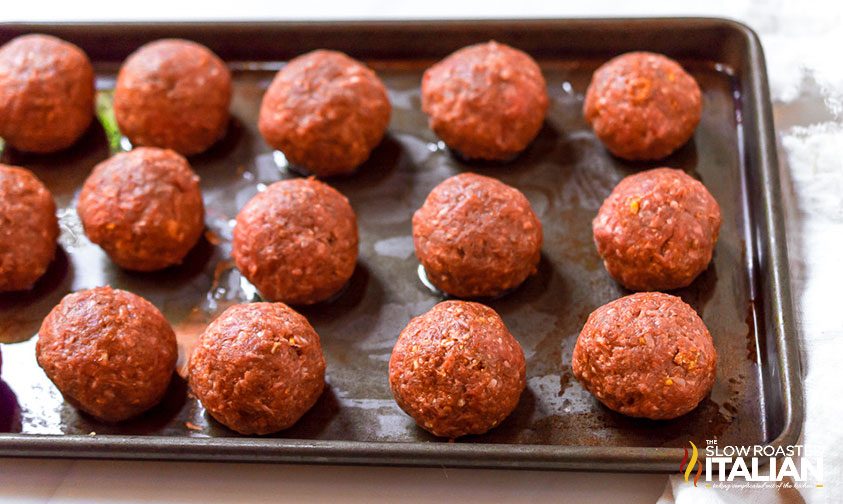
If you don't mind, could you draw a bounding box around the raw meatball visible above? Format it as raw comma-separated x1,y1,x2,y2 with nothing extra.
593,167,721,291
412,173,542,298
77,147,205,272
572,292,717,420
584,51,702,160
421,41,548,161
233,178,358,305
389,301,526,438
0,34,94,153
259,50,391,177
114,39,231,156
0,165,58,292
188,302,326,435
36,286,177,422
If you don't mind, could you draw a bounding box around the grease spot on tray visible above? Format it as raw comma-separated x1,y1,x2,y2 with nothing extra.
374,236,414,260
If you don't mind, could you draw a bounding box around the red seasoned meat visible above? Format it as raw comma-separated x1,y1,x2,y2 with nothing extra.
413,173,542,298
593,168,721,291
36,286,177,422
188,302,326,435
389,301,526,438
77,147,205,272
0,165,58,292
114,39,231,156
232,178,358,305
0,34,94,153
572,292,717,420
421,41,548,161
259,50,391,177
584,51,701,160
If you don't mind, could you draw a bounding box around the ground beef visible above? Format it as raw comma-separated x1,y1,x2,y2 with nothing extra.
232,178,358,305
36,286,177,422
389,301,526,438
114,39,231,156
77,147,205,272
421,41,548,161
188,302,326,435
412,172,542,298
593,167,721,291
584,51,702,160
258,50,391,177
572,292,717,420
0,165,58,292
0,34,94,153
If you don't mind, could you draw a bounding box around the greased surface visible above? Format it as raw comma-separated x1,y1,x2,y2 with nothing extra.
0,59,761,449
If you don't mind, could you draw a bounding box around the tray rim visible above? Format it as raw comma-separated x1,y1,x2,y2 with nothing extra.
0,16,804,473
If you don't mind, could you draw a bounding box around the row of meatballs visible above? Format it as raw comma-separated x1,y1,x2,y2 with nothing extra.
0,157,721,304
31,288,716,438
0,33,701,168
0,33,390,172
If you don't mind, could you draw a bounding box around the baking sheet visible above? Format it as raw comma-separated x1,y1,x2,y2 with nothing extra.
0,19,801,471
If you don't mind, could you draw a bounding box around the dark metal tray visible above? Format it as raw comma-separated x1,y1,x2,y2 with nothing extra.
0,18,802,472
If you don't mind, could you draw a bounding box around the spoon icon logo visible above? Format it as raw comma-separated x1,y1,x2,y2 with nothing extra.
679,441,703,487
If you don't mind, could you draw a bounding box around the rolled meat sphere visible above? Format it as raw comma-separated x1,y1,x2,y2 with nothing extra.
113,39,231,156
258,50,391,177
36,286,177,422
0,34,95,153
421,41,548,161
232,178,358,305
389,301,526,438
188,302,326,435
77,147,205,272
584,51,702,160
0,165,58,292
592,167,721,291
572,292,717,420
412,172,542,298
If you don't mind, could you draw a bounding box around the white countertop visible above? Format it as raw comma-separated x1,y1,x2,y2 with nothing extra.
1,2,841,503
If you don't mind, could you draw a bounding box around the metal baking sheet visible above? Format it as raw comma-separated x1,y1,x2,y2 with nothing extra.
0,18,802,471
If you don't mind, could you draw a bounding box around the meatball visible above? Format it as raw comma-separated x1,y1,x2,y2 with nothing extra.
114,39,231,156
258,50,391,177
593,168,721,291
77,147,205,272
421,41,548,161
188,302,326,435
584,51,702,160
572,292,717,420
36,286,177,422
0,34,94,153
389,301,526,438
0,165,58,292
233,178,358,305
413,173,542,298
